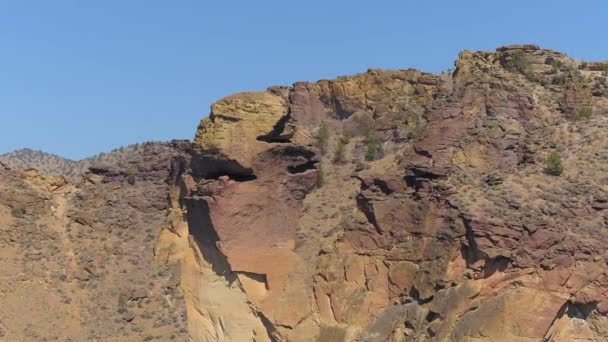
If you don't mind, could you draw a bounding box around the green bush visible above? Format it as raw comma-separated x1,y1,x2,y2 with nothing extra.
11,206,26,218
570,107,593,121
333,141,346,164
333,131,350,163
314,121,330,155
127,169,136,185
364,129,380,162
545,151,564,176
549,58,564,72
315,163,325,188
365,140,379,161
503,50,531,76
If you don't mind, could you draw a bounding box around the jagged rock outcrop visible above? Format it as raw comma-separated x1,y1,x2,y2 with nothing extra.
175,45,608,341
3,45,608,342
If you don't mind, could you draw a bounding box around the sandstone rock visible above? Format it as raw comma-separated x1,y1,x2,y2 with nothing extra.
194,92,288,169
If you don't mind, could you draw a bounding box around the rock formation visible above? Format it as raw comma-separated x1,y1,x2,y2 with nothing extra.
2,45,608,341
0,142,191,341
178,45,608,341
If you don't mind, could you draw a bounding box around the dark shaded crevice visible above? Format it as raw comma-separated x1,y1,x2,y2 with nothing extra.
413,147,433,158
409,288,434,305
257,311,281,342
190,153,255,180
566,301,598,319
185,198,235,279
373,179,394,195
206,173,257,182
213,114,242,122
409,167,445,179
403,176,428,192
426,311,441,322
88,166,111,175
257,113,292,143
356,194,381,233
433,282,446,292
260,145,318,175
403,165,446,194
461,217,483,267
168,155,190,185
403,175,418,188
481,256,510,278
185,198,218,244
273,145,316,159
404,321,416,331
334,103,353,120
459,215,515,276
288,160,316,174
540,300,598,341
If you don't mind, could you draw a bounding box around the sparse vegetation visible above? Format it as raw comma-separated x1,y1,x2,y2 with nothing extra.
545,151,564,176
333,131,350,163
127,169,137,185
365,140,379,161
333,141,346,163
314,121,330,155
11,206,26,218
0,142,169,180
548,58,564,72
315,163,325,188
503,50,531,76
570,107,593,121
364,129,380,162
402,113,424,139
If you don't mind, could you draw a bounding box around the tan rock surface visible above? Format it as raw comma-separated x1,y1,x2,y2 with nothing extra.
194,92,288,169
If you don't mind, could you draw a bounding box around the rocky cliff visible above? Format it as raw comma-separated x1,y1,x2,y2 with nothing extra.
178,45,608,341
2,45,608,341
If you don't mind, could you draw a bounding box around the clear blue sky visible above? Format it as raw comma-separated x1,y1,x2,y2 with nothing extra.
1,1,606,160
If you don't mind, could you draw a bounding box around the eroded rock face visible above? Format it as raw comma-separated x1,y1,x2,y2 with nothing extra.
3,45,608,342
194,92,289,170
179,45,608,341
0,142,191,341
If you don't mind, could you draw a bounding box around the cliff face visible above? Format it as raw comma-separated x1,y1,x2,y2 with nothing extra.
2,45,608,342
178,45,608,341
0,142,192,341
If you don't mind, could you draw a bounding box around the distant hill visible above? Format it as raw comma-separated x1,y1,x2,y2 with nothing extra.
0,148,78,177
0,142,173,180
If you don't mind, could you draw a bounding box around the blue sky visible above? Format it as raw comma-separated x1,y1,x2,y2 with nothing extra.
1,1,606,160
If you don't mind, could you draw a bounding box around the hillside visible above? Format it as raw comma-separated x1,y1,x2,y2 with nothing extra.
0,141,192,341
0,143,171,180
0,148,78,177
2,45,608,341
